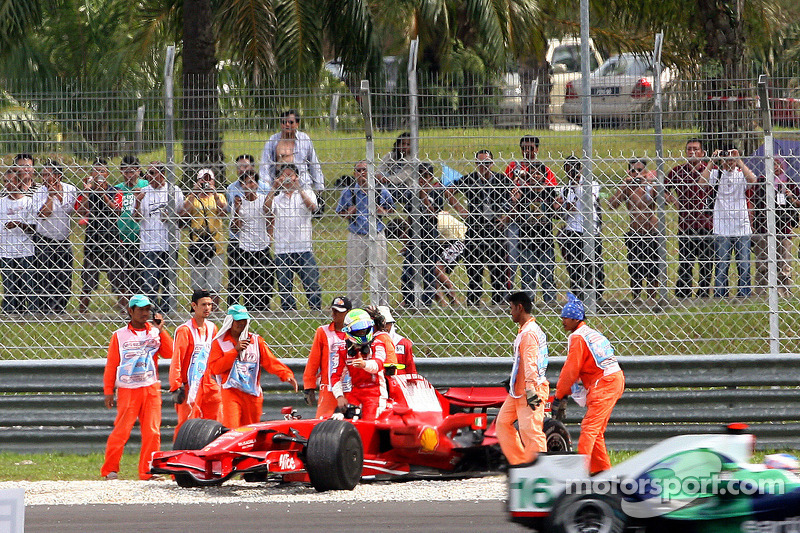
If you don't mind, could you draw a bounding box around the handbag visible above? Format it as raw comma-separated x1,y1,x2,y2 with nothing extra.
704,170,721,213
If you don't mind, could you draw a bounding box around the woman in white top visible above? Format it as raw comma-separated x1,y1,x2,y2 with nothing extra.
231,170,274,311
0,167,36,312
265,164,321,311
32,159,78,313
700,147,757,298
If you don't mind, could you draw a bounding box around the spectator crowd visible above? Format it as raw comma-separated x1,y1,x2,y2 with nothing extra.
2,123,799,315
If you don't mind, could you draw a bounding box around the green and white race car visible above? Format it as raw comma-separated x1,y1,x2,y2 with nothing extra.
508,427,800,532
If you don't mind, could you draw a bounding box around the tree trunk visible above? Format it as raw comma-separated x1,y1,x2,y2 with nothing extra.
182,0,222,176
696,0,753,151
519,60,550,130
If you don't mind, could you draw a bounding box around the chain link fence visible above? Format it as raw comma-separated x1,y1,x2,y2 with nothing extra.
1,61,799,360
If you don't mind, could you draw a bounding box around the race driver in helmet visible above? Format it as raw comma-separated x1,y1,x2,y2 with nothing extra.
330,309,391,421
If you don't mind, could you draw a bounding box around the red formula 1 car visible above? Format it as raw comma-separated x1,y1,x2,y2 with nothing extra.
151,374,570,491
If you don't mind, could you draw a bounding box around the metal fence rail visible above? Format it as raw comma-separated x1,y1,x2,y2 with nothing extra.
1,64,800,362
2,355,798,454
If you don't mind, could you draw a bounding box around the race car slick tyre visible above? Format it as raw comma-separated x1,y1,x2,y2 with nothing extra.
544,418,572,452
171,419,230,488
173,419,228,451
546,492,627,533
305,419,363,492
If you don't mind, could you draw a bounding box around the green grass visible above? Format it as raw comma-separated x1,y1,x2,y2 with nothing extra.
2,448,797,481
0,452,137,481
2,125,799,360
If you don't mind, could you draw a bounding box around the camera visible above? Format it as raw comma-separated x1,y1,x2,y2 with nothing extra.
200,181,211,191
719,150,729,158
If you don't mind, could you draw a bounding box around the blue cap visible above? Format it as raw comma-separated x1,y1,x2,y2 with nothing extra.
560,292,585,321
128,294,153,308
227,304,250,321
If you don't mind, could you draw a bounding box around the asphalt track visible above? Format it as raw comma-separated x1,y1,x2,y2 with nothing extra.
26,500,532,532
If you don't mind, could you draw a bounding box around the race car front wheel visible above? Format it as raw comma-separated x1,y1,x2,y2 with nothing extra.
173,419,228,451
545,492,627,533
172,419,230,488
544,418,572,453
305,419,364,492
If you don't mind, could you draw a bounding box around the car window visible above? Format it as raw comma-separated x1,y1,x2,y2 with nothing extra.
597,55,653,77
552,44,599,72
552,46,579,73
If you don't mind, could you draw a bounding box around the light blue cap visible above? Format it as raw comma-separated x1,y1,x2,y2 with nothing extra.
227,304,250,321
560,292,585,321
128,294,153,308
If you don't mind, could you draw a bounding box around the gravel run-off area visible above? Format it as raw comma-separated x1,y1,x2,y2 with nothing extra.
0,476,508,506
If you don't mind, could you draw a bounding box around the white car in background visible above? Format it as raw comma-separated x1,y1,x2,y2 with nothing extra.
561,52,673,127
496,38,604,126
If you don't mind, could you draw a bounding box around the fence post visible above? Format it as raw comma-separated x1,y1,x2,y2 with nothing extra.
579,0,597,314
329,92,340,131
758,75,780,355
653,32,669,308
408,38,423,307
135,105,146,154
163,45,179,314
360,79,381,306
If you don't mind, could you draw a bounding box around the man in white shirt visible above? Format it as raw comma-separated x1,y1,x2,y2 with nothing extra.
0,167,36,312
134,161,186,314
259,109,324,192
231,170,274,311
265,163,321,311
700,147,757,298
32,159,78,313
557,156,604,303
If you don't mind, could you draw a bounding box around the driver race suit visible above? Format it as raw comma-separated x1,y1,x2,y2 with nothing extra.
169,318,220,440
555,321,624,474
208,331,295,427
101,322,173,480
496,316,549,465
303,322,349,417
330,333,392,421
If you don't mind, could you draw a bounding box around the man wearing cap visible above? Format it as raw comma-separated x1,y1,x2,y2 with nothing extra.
169,289,220,441
552,293,624,475
496,291,550,465
378,305,415,375
208,305,298,427
183,168,227,301
303,296,351,417
101,295,173,481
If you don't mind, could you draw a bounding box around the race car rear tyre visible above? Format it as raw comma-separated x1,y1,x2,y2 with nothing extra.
305,419,363,492
545,491,627,533
544,418,572,453
173,419,228,451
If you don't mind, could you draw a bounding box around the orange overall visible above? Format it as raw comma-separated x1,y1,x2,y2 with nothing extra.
170,318,221,440
496,317,549,465
101,323,172,480
303,323,348,417
208,332,295,428
556,322,625,474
